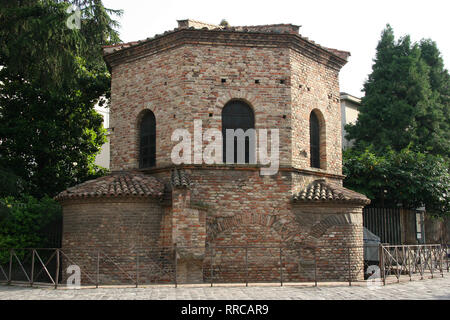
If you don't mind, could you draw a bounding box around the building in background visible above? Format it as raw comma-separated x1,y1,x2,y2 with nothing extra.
94,105,110,169
340,92,361,149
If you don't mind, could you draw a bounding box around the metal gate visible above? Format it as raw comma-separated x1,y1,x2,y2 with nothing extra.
364,207,401,244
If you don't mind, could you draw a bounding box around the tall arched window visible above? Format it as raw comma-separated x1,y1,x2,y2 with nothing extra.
222,100,255,164
310,111,320,169
139,111,156,168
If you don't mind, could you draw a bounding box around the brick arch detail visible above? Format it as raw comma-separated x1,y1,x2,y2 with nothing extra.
295,212,361,240
214,91,261,114
209,212,360,244
135,103,161,123
209,211,362,245
135,108,156,130
208,212,286,240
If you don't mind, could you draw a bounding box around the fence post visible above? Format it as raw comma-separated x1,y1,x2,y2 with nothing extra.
7,249,12,285
314,247,317,287
210,244,214,287
407,247,412,281
96,251,100,288
55,249,60,289
446,244,449,273
30,249,35,287
348,247,352,287
395,247,400,283
174,243,177,288
245,245,248,287
280,246,283,287
379,244,385,286
430,247,434,279
420,246,424,280
135,250,139,288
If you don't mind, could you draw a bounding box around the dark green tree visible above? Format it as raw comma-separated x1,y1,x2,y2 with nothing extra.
0,0,122,198
418,39,450,156
0,167,25,198
0,0,121,89
343,25,450,217
343,146,450,216
0,195,62,261
345,25,449,158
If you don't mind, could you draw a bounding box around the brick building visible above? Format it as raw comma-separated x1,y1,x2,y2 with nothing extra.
56,20,370,284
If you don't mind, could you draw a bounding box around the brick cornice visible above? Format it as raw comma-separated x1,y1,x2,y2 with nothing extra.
139,164,345,180
104,29,348,71
57,196,161,206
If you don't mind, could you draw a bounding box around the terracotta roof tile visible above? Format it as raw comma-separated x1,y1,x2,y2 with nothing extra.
171,168,190,188
55,171,164,201
102,21,349,61
293,179,370,205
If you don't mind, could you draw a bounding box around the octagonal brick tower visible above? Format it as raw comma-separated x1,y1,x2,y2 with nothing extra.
57,19,370,284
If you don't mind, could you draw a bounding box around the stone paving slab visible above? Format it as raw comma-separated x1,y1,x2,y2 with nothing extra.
0,276,449,300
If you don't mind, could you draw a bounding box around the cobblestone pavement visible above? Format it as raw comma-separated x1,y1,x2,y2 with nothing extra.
0,277,449,300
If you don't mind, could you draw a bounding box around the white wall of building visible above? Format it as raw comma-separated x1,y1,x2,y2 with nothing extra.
340,93,361,149
94,105,110,169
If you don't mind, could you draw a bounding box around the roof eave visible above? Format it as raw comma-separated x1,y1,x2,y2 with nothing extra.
102,28,349,70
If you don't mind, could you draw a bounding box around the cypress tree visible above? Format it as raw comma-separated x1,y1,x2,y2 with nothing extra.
346,25,448,158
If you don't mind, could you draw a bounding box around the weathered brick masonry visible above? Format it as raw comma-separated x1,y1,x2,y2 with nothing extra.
56,20,370,284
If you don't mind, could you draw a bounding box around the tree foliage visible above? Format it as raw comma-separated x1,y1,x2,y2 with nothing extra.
0,195,62,262
343,25,450,217
0,0,121,198
0,167,25,198
344,147,450,216
345,25,450,158
0,0,121,89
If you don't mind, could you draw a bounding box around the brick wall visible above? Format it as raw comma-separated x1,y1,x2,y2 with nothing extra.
61,198,165,284
109,43,293,171
292,204,365,281
110,46,186,170
107,29,347,175
290,49,343,175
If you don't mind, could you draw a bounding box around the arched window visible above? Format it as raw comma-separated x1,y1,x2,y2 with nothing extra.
222,100,255,164
139,111,156,168
310,111,320,169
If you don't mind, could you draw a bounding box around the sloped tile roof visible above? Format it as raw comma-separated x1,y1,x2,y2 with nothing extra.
171,168,190,188
293,179,370,205
55,171,164,201
102,21,350,61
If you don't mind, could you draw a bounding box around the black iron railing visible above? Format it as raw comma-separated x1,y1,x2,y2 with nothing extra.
0,244,447,289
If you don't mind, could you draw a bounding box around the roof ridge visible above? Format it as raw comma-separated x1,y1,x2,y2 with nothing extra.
234,23,300,28
171,168,191,188
55,171,164,202
293,179,370,205
102,23,349,62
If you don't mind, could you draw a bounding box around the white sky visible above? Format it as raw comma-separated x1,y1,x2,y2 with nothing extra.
102,0,450,97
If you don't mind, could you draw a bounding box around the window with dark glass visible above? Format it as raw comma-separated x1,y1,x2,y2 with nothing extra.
310,112,320,169
139,111,156,168
222,100,255,164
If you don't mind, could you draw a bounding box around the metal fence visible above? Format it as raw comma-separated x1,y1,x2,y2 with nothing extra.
0,244,448,289
363,207,402,245
380,244,448,284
